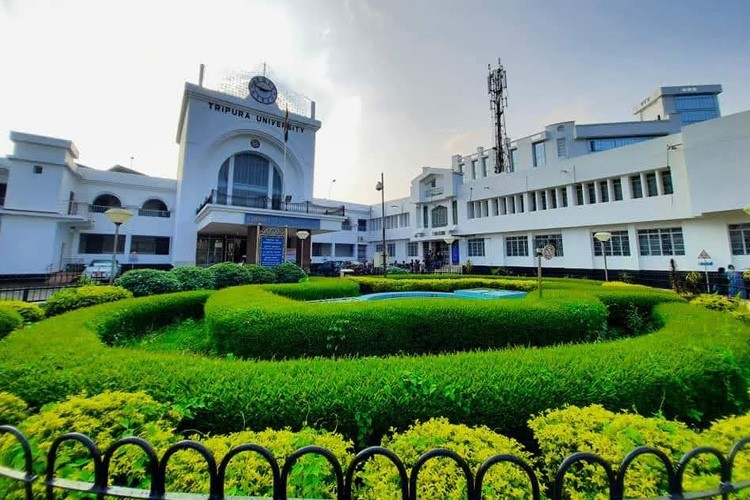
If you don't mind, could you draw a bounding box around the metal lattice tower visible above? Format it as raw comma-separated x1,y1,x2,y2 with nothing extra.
488,60,510,173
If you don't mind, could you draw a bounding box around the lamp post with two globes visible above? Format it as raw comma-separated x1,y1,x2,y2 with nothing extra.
104,208,133,284
376,173,387,277
594,231,613,282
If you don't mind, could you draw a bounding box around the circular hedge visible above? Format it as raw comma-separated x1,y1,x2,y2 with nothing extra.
0,279,748,447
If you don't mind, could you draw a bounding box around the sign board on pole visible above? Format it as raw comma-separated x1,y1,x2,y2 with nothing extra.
697,249,711,260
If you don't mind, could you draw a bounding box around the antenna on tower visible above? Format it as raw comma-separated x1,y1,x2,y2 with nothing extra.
488,59,510,174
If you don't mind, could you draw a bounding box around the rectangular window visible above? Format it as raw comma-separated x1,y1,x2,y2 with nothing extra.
587,182,596,204
432,206,448,227
613,178,623,201
505,236,529,257
78,233,126,254
342,219,352,230
481,157,488,177
492,198,499,216
550,190,557,209
575,184,584,205
312,243,332,256
387,243,396,258
661,169,674,195
468,238,485,257
358,244,367,261
517,195,524,213
561,188,568,207
588,136,652,152
375,243,384,253
637,228,685,256
729,224,750,255
357,219,367,231
33,165,43,174
452,200,458,224
467,202,475,219
0,183,6,206
646,172,658,197
509,149,518,172
556,138,567,158
630,175,643,199
423,206,428,227
471,160,477,180
335,244,354,257
592,230,631,256
407,242,419,257
529,193,537,212
130,236,170,255
533,234,564,257
599,181,609,203
540,192,547,210
532,141,546,167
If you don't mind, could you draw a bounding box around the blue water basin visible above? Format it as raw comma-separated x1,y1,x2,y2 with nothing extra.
358,288,526,301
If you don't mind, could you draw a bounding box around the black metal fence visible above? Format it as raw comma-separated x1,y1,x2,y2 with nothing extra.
0,425,748,499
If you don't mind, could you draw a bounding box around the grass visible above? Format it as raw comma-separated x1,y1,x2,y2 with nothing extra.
120,319,215,356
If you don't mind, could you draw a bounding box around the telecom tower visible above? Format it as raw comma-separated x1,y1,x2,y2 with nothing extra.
488,60,510,173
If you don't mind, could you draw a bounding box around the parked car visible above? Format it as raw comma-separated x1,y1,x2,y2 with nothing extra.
82,260,121,281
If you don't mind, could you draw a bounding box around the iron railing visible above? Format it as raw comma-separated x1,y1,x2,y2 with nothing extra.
0,284,72,302
0,426,747,499
196,190,346,217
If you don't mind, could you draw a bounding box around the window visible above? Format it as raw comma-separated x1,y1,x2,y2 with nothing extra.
431,206,448,227
587,182,596,204
78,233,125,254
588,136,652,152
613,178,623,201
532,141,546,167
468,238,485,257
407,242,419,257
467,202,475,219
471,160,477,180
592,230,630,256
661,169,673,195
312,243,331,256
335,244,354,257
423,206,428,227
646,173,658,197
139,199,170,217
674,94,719,125
517,195,524,213
533,234,564,257
358,244,367,261
529,193,537,212
599,181,609,203
575,184,584,205
481,157,488,177
130,236,170,255
506,236,529,257
91,194,122,213
540,192,547,210
509,149,517,172
375,243,384,253
33,165,43,174
630,176,643,199
679,110,719,125
556,138,567,158
561,188,568,207
452,200,458,224
387,243,396,257
218,152,282,209
549,190,557,209
357,219,367,231
342,219,352,231
0,183,6,206
637,228,685,256
729,224,750,255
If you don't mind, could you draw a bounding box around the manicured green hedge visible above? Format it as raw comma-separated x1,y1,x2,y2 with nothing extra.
0,280,747,448
96,291,212,345
115,269,182,297
353,277,537,293
43,285,133,317
206,286,607,359
0,300,45,323
0,306,23,339
264,277,360,301
171,265,216,291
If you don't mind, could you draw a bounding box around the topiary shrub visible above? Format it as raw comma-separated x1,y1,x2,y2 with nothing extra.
357,418,536,498
246,263,276,284
171,266,215,291
115,269,182,297
0,305,24,338
0,300,45,323
43,286,133,316
272,262,306,283
0,391,29,426
210,262,252,289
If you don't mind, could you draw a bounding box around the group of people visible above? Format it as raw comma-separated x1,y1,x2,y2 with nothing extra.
714,265,748,299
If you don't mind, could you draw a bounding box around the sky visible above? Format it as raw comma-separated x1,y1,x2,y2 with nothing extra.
1,0,749,204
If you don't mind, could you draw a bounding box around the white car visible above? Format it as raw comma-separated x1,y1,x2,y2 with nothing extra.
82,260,121,281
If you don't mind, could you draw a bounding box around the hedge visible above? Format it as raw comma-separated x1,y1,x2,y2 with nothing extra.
0,305,23,339
170,265,215,291
353,277,537,294
115,269,182,297
0,300,45,323
264,277,360,301
43,285,133,316
96,291,212,345
0,282,747,446
206,286,608,359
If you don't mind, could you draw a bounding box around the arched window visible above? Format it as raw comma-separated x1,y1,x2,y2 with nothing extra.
215,152,282,209
431,205,448,228
140,199,170,217
91,194,122,213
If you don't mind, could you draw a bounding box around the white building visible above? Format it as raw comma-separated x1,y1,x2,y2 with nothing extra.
1,73,748,283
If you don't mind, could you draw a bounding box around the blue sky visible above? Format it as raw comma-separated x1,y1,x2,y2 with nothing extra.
1,0,748,203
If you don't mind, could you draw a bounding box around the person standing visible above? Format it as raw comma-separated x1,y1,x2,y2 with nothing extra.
727,265,747,299
714,267,728,296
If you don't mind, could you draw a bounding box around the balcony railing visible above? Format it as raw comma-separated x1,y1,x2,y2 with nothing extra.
196,190,346,217
424,186,444,197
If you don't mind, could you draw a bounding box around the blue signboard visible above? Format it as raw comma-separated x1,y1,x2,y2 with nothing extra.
244,212,321,230
451,241,459,265
260,236,284,267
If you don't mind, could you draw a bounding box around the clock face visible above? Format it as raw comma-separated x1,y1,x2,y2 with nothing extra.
249,76,278,105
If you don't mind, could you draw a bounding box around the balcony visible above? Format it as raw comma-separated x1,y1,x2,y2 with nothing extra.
196,190,345,217
424,186,444,198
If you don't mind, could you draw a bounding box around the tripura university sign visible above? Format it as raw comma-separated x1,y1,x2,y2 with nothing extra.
207,102,305,134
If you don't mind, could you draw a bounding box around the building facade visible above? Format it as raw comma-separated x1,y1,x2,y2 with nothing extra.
0,75,748,279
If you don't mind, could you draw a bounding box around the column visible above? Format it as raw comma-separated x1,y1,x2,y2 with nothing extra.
607,179,615,201
246,225,259,264
655,170,665,195
622,175,633,199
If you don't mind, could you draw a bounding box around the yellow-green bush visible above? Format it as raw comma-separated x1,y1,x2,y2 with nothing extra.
43,285,133,316
0,300,44,323
0,305,23,339
166,427,352,497
357,418,535,499
0,392,29,426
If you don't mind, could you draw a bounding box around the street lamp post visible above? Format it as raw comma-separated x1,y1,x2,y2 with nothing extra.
104,208,133,284
376,173,387,277
444,236,456,271
296,230,310,271
594,231,613,282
